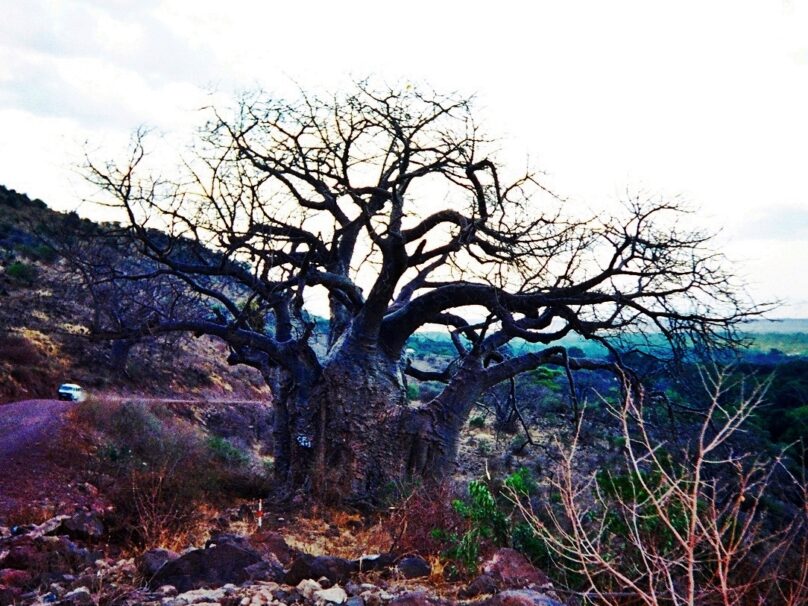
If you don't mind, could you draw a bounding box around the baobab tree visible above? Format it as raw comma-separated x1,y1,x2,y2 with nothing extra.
85,82,755,502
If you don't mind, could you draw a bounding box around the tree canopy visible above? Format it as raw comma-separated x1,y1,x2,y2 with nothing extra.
84,81,758,501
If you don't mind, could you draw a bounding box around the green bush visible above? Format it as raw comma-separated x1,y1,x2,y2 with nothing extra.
595,462,692,555
406,382,420,401
17,243,57,263
469,415,486,429
6,261,38,285
207,435,249,465
433,467,539,575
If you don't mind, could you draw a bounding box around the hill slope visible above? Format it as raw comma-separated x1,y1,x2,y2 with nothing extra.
0,185,269,403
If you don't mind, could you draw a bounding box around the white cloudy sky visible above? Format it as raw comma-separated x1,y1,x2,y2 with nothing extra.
1,0,806,315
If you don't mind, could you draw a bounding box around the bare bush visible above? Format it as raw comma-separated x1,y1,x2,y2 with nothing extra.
511,368,808,605
77,399,266,549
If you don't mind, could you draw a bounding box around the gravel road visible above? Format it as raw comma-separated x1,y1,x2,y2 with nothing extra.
0,399,71,460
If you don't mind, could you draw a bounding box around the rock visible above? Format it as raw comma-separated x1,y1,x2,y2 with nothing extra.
0,568,32,589
69,574,98,592
346,597,365,606
296,579,323,600
149,542,263,592
481,548,550,590
0,585,17,606
285,555,357,585
344,581,362,596
484,589,565,606
171,586,231,604
358,592,381,606
314,585,348,604
459,574,498,598
60,512,104,541
34,516,70,538
205,532,252,549
271,588,299,604
137,548,179,579
388,592,451,606
249,531,296,566
243,557,284,582
60,586,93,605
3,536,98,579
396,556,431,579
49,582,66,597
353,554,396,573
318,576,334,589
156,585,178,597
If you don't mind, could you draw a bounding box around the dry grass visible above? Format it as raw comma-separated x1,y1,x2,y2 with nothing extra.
389,481,467,558
280,505,394,558
5,502,59,526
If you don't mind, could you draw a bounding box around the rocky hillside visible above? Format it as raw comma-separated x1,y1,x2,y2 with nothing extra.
0,185,269,403
0,513,563,606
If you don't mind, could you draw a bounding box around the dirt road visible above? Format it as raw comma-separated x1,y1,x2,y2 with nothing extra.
0,399,82,518
0,399,71,460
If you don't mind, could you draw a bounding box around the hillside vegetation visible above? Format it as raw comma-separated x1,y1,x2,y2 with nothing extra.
0,185,268,403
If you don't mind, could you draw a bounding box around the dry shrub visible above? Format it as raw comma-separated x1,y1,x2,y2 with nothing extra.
77,399,265,549
0,331,61,400
5,502,58,526
0,333,42,365
512,368,808,605
390,480,468,557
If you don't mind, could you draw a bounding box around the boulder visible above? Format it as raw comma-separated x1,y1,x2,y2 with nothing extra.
148,542,264,592
59,512,104,541
315,585,348,604
59,586,93,605
285,555,357,585
481,548,550,590
354,553,395,572
0,568,32,589
388,592,451,606
458,574,498,598
34,516,70,538
136,548,178,579
0,585,17,606
484,589,565,606
170,585,232,604
297,579,323,600
243,555,284,582
249,531,297,566
2,536,98,578
396,556,431,579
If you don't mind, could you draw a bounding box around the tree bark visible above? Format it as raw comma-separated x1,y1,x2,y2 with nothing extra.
270,339,482,503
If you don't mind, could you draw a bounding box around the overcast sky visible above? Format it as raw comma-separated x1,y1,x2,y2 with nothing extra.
1,0,806,316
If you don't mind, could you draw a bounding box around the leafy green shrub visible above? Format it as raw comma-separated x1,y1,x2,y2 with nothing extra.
6,261,38,285
432,468,539,575
406,382,420,401
17,243,57,263
207,435,249,465
476,438,492,456
596,460,690,553
469,415,486,429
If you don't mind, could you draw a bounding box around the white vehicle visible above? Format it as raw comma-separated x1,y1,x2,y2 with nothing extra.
57,383,85,402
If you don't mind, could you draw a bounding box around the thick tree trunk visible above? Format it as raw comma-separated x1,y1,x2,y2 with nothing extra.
269,341,485,503
109,338,135,376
